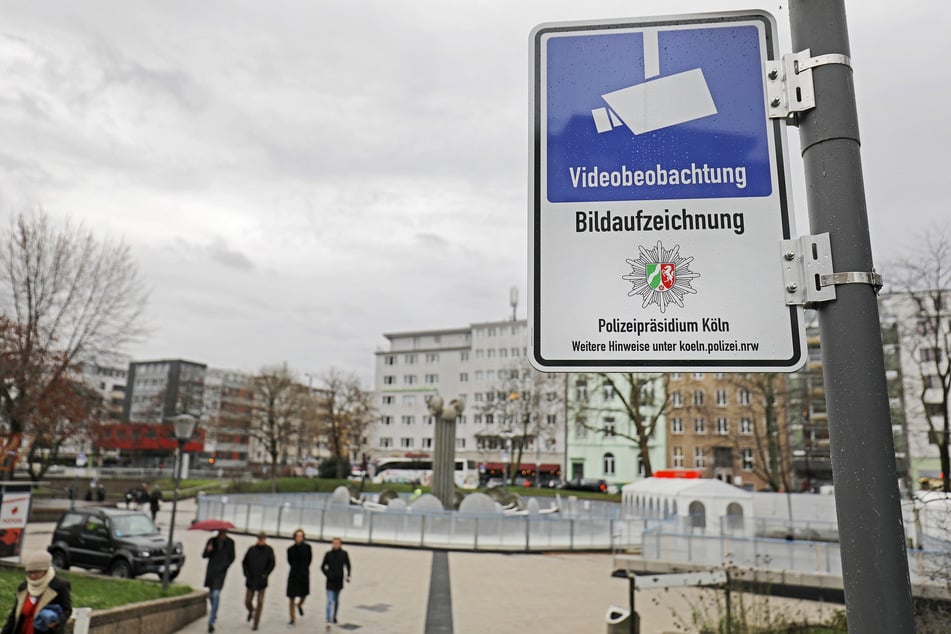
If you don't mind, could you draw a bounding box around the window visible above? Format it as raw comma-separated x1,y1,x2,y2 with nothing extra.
474,414,482,424
671,391,683,407
694,447,706,468
384,355,396,366
381,395,394,405
405,353,417,365
457,415,466,425
475,370,484,381
460,372,468,382
670,372,682,381
425,352,439,363
499,348,508,358
487,327,496,336
694,418,706,434
460,351,469,361
740,418,753,434
401,415,415,425
402,394,416,406
546,414,557,426
423,415,435,425
672,447,684,468
487,349,496,358
575,380,588,400
671,417,684,434
693,390,705,406
715,389,728,406
716,417,729,435
383,376,395,385
425,374,439,384
476,349,484,359
741,448,754,471
575,423,588,439
603,417,616,437
603,452,616,475
921,347,941,363
400,437,414,449
738,389,751,405
485,414,494,425
603,384,615,400
546,391,557,402
404,375,417,385
693,372,704,379
456,438,466,449
381,416,393,426
474,393,483,402
422,438,433,449
379,437,393,448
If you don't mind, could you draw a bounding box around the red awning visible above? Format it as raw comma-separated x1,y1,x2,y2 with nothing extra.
481,462,561,472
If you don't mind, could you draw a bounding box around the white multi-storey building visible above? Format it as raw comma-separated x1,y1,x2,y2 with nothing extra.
371,319,566,482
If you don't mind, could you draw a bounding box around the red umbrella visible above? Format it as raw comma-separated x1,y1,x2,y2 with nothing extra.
189,519,236,531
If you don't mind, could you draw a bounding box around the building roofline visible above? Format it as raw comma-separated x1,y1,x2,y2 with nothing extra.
382,327,471,339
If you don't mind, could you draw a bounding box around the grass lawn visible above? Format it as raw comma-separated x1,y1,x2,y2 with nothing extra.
0,568,192,611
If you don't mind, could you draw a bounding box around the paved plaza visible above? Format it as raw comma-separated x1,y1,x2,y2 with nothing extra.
18,498,841,633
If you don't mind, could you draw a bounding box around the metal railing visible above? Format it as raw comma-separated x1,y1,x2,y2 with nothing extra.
196,493,659,552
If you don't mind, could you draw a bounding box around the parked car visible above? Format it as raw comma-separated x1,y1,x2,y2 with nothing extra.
559,478,608,493
48,507,184,580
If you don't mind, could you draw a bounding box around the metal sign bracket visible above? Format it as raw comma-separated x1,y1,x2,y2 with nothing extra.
781,233,883,306
766,49,853,124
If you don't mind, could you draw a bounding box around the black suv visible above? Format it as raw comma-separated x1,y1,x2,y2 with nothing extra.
48,507,185,579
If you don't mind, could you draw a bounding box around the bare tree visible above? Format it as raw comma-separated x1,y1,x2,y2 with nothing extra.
478,360,562,485
312,368,375,479
571,372,668,477
0,211,147,475
727,374,790,492
249,364,300,493
888,226,951,492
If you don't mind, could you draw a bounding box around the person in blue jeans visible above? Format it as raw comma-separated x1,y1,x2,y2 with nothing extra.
320,537,351,626
202,529,235,634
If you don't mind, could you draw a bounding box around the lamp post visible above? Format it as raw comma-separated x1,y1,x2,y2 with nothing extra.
162,414,197,591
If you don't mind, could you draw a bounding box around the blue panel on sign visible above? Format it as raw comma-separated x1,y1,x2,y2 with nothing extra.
547,25,771,202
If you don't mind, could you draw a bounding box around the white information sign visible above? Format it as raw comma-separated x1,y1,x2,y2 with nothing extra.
529,11,806,372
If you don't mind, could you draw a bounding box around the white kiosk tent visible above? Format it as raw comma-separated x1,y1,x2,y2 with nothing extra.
622,477,754,535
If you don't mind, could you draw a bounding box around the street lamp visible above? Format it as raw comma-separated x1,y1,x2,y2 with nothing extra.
162,414,196,591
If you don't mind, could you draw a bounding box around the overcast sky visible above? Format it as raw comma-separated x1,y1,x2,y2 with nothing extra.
0,1,945,385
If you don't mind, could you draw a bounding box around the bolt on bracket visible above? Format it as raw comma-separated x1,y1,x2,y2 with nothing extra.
766,49,853,122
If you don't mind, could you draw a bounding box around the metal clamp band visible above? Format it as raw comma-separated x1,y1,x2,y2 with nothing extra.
795,53,852,74
820,271,883,294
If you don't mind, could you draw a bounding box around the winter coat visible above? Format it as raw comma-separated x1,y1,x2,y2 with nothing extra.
242,544,275,591
286,542,312,598
1,576,72,634
320,548,351,592
202,535,236,590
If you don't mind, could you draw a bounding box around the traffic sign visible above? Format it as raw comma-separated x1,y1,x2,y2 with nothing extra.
529,11,805,372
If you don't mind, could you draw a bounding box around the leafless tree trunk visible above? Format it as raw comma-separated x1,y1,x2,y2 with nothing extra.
888,226,951,492
313,368,375,479
250,364,299,493
571,372,668,478
0,211,148,477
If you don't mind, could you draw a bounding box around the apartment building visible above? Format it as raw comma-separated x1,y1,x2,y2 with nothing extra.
371,319,566,481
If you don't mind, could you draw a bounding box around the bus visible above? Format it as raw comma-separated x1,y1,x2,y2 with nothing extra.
371,458,479,489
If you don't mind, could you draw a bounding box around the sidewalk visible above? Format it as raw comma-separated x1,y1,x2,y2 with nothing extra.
19,498,841,633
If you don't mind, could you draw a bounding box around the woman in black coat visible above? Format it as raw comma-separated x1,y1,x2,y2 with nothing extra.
2,551,71,634
286,529,312,625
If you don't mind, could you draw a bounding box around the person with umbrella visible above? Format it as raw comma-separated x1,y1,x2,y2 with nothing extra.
199,523,235,634
286,529,312,626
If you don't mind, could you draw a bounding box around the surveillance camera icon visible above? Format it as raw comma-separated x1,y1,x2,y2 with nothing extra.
592,31,718,135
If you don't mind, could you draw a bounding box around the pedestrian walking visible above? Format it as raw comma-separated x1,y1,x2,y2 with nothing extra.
1,551,72,634
286,529,312,626
149,486,163,523
202,529,236,633
242,531,275,631
320,537,351,628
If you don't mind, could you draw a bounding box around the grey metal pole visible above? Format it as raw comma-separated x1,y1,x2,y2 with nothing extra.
161,440,183,591
789,2,915,631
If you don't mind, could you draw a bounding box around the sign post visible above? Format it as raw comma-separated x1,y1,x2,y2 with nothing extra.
530,11,804,373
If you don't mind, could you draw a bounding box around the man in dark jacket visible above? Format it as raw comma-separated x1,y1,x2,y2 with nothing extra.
202,529,235,633
1,551,71,634
320,537,352,626
242,532,275,631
